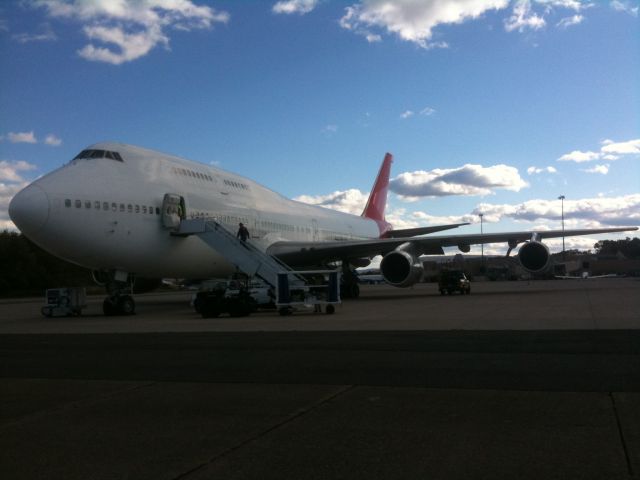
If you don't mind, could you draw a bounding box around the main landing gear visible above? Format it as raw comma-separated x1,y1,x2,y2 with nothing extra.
341,263,360,299
93,270,136,316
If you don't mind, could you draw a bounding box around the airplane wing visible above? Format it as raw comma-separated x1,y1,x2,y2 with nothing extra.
267,227,638,265
383,223,469,238
556,273,619,279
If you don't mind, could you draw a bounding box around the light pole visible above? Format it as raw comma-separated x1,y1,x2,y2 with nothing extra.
558,195,565,260
479,213,484,265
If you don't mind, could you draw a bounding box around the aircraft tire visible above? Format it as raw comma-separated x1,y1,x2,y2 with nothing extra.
103,298,117,316
118,296,136,315
201,308,220,319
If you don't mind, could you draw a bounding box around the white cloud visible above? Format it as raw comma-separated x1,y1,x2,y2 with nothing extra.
556,14,583,27
472,194,640,227
506,0,592,32
401,106,435,119
7,131,37,144
294,188,369,215
505,0,546,32
412,210,477,225
611,0,639,16
558,150,601,162
322,124,338,136
1,182,29,231
44,134,62,146
535,0,586,11
390,164,529,198
582,164,609,175
366,33,382,43
0,160,37,183
601,138,640,155
558,138,640,163
272,0,319,15
78,24,168,64
339,0,508,48
34,0,229,64
527,166,557,175
0,159,37,230
12,24,57,43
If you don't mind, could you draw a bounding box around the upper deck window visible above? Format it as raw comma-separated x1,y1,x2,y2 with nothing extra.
74,149,124,162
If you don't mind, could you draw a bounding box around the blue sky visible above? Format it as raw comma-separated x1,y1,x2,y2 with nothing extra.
1,0,639,253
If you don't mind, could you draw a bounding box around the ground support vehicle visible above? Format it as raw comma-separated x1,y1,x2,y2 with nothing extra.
276,270,341,316
195,276,262,318
192,276,274,317
41,287,87,317
438,270,471,295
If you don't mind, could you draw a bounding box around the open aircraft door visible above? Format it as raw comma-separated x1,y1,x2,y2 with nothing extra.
162,193,186,230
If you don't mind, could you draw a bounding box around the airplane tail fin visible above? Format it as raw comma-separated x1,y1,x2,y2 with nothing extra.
361,153,393,222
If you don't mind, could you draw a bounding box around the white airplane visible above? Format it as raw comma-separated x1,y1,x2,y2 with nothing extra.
556,272,619,279
9,142,637,314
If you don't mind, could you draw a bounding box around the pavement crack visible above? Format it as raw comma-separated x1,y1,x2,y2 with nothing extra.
0,380,157,431
610,392,634,477
172,384,355,480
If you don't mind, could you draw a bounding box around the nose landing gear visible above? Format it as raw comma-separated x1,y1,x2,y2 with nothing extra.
103,294,135,316
94,270,136,316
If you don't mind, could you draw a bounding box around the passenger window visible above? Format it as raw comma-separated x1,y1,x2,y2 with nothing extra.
127,204,132,213
65,199,71,208
94,201,100,210
149,206,154,214
143,206,147,214
156,207,160,215
135,205,140,213
104,202,109,211
119,204,125,212
75,200,81,208
85,201,91,209
112,203,117,212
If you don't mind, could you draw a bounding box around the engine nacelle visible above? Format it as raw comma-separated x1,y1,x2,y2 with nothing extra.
518,241,551,273
380,245,424,288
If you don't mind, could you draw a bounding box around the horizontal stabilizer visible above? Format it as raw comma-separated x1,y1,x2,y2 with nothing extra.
383,223,469,238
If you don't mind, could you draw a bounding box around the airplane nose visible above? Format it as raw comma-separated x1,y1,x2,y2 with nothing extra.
8,184,50,234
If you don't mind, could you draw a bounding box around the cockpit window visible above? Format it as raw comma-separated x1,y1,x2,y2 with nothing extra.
74,149,124,162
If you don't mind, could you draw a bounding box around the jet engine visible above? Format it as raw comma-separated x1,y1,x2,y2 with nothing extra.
380,243,424,288
517,241,551,273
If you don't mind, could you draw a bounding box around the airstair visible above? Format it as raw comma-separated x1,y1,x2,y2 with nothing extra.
176,218,306,288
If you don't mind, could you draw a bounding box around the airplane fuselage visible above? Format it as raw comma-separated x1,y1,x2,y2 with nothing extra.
10,143,381,278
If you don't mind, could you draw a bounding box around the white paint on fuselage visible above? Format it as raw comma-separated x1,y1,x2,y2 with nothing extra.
22,143,380,278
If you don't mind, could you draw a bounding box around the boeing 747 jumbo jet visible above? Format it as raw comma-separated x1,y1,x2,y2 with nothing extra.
9,142,637,314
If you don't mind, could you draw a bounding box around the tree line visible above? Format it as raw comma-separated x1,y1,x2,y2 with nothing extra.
0,230,91,297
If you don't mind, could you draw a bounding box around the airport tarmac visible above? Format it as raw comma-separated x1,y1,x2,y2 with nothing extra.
1,279,639,479
1,277,639,333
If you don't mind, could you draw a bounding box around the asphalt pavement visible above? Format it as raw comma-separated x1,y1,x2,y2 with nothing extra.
1,279,639,479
